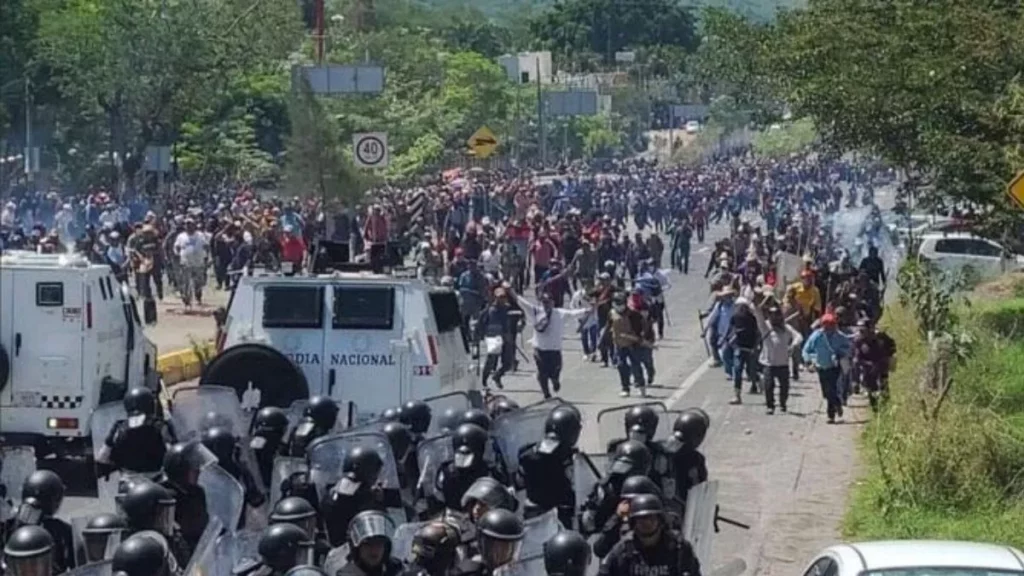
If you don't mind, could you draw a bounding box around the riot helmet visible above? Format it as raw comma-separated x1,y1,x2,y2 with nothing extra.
624,404,659,443
476,509,524,569
251,406,289,440
304,396,339,430
538,406,582,455
672,409,709,450
201,411,234,435
162,440,216,489
123,387,156,425
121,479,176,535
111,534,169,576
451,423,488,469
347,510,396,569
17,470,64,523
460,477,518,521
382,421,414,461
399,400,432,435
627,493,665,540
409,522,459,574
258,523,313,572
284,567,328,576
609,440,651,477
619,475,662,500
199,426,237,465
380,407,402,423
488,396,520,420
82,512,128,563
2,525,53,576
543,531,592,576
435,407,461,434
335,446,383,496
114,475,149,517
270,497,318,538
460,408,492,432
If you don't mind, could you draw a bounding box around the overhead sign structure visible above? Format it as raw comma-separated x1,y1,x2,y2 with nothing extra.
293,65,385,95
1008,171,1024,210
468,126,499,159
352,132,389,169
544,91,599,117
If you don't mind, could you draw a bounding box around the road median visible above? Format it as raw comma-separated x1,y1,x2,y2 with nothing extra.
157,342,214,386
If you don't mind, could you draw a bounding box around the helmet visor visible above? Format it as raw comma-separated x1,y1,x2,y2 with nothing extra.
83,529,123,563
480,537,521,570
6,553,52,576
154,501,177,535
453,447,476,469
348,513,396,548
14,501,43,526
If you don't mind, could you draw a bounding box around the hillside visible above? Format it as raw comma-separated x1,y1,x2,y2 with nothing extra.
415,0,806,23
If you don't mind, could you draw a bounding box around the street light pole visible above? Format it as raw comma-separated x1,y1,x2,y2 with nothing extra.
24,76,33,189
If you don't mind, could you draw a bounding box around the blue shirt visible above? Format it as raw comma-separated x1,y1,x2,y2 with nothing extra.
801,328,852,369
707,300,735,344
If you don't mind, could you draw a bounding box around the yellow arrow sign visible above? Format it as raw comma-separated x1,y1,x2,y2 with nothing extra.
468,126,499,159
1008,170,1024,210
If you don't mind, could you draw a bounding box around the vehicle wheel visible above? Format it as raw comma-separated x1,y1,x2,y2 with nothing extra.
200,344,309,409
0,344,9,393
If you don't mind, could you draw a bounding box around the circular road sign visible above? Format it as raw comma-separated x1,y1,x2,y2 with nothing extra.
355,134,387,167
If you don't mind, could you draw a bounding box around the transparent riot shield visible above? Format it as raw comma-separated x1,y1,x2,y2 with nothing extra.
0,445,35,521
213,528,262,576
89,402,128,506
269,456,307,508
168,385,249,440
495,553,546,576
492,398,569,476
284,399,348,437
572,452,605,520
682,480,719,570
391,520,430,563
414,434,453,505
64,560,113,576
421,392,473,436
198,463,246,535
323,545,351,574
181,517,224,576
596,402,670,452
520,508,563,560
307,432,400,501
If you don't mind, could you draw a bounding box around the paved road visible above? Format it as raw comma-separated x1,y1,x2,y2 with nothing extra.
143,289,227,354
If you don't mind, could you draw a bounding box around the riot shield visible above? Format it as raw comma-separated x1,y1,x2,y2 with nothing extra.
307,432,400,500
0,445,35,520
269,456,307,508
212,528,262,576
322,545,351,574
495,554,545,576
89,402,127,460
391,520,430,563
520,508,563,560
198,463,245,535
71,516,123,566
421,392,473,436
182,517,224,576
168,385,249,440
596,402,670,451
64,560,113,576
572,452,606,518
414,434,453,505
683,480,719,570
492,398,569,475
284,399,348,436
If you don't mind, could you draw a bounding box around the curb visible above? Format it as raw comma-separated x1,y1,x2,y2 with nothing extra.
157,343,215,386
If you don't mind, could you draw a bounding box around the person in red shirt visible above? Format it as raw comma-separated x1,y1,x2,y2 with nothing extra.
279,225,306,273
363,204,390,272
529,231,558,287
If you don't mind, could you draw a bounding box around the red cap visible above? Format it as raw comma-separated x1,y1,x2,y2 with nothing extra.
821,313,837,326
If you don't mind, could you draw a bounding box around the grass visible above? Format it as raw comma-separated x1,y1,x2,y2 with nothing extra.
844,282,1024,547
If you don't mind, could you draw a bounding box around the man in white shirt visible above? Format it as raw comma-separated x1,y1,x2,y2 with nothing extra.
173,218,209,307
512,287,591,399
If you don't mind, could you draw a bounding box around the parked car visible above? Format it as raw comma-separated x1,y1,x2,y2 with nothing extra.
803,540,1024,576
684,120,701,134
917,231,1024,280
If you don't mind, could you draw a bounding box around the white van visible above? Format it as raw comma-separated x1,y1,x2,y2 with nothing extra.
204,271,476,426
918,232,1024,280
0,251,159,458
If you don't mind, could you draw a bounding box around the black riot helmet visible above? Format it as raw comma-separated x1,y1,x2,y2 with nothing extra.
488,396,520,420
201,411,234,434
628,493,665,521
335,446,383,496
609,440,651,477
252,406,289,437
435,407,461,434
380,407,402,423
409,522,459,573
382,421,414,461
624,404,659,442
347,510,395,551
162,441,216,489
543,531,592,576
270,497,318,538
304,396,339,430
20,470,65,517
476,509,524,569
619,475,662,500
258,523,313,572
460,477,519,519
400,400,432,435
121,480,176,535
114,476,149,517
538,406,582,455
82,512,128,563
3,525,53,576
460,408,492,432
672,409,709,450
123,387,156,418
111,534,169,576
200,426,237,465
451,423,488,469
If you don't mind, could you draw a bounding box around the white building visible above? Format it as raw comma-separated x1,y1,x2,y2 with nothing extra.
497,51,553,85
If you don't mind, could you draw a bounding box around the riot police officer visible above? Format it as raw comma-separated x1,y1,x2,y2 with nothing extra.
460,409,492,432
607,405,660,453
658,409,710,518
455,509,524,576
234,523,314,576
486,396,519,421
592,476,661,558
201,425,267,513
398,400,432,442
544,531,592,576
111,534,171,576
399,522,460,576
381,407,402,423
79,512,127,564
339,510,404,576
580,440,651,537
460,477,518,523
320,446,401,548
598,494,701,576
436,424,504,511
3,525,54,576
434,407,462,435
160,440,213,550
382,421,416,490
98,387,173,474
4,470,73,575
119,479,190,569
287,396,339,457
250,406,290,487
517,405,581,527
270,497,327,564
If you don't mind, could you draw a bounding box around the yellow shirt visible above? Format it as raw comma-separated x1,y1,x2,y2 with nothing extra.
787,282,822,316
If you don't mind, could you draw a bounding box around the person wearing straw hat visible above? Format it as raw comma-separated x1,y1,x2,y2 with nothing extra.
701,285,738,379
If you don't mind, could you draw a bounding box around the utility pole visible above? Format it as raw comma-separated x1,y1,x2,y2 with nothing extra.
24,76,33,190
536,56,546,167
315,0,325,63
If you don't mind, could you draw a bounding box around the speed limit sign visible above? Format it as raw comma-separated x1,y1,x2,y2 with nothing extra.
353,132,389,169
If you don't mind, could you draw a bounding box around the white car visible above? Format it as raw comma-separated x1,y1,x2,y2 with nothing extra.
684,120,701,134
917,232,1024,281
803,540,1024,576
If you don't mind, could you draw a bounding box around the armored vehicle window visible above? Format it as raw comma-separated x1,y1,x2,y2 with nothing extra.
262,286,324,328
36,282,64,307
429,290,461,333
333,286,395,330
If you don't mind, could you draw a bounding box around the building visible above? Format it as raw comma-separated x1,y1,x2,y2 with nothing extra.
497,51,553,85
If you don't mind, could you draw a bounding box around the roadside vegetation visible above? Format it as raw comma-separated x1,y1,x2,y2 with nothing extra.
845,264,1024,546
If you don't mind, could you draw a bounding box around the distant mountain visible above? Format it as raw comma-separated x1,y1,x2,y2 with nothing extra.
413,0,805,23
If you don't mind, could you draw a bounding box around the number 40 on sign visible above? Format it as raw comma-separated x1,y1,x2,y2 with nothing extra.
353,132,389,169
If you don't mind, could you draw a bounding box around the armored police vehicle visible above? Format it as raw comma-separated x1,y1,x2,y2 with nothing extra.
203,269,474,426
0,251,159,458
